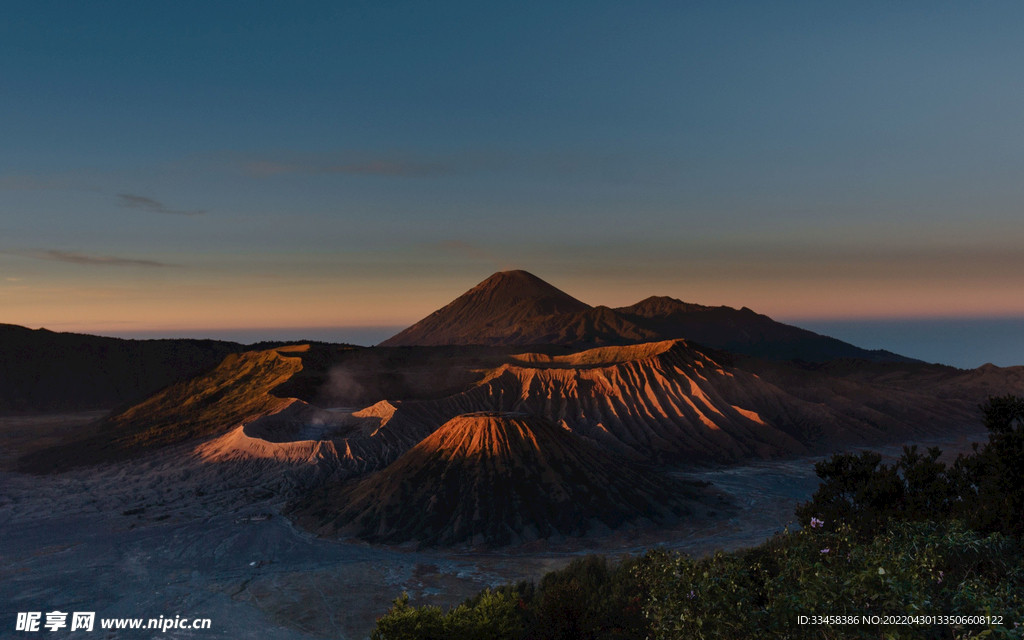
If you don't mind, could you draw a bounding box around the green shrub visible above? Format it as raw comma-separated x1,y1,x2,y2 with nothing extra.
370,593,447,640
371,590,525,640
443,589,526,640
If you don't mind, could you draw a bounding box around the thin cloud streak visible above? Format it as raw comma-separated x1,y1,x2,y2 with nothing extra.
0,172,106,192
237,150,652,181
245,157,449,178
117,193,206,216
0,175,62,191
25,249,175,268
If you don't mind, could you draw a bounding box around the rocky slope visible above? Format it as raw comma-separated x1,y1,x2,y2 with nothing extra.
375,340,968,464
287,412,702,546
189,339,988,487
22,338,1018,478
17,346,305,472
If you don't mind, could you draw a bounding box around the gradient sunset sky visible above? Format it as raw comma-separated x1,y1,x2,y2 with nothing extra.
2,3,1023,354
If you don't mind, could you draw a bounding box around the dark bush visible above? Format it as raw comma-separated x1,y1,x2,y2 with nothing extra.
370,555,648,640
798,395,1024,541
530,555,646,640
795,450,905,540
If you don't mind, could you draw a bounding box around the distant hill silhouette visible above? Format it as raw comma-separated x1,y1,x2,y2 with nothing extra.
614,296,915,363
0,324,246,413
379,271,917,363
288,411,699,546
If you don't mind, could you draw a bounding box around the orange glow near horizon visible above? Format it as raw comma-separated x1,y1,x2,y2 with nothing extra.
4,267,1024,337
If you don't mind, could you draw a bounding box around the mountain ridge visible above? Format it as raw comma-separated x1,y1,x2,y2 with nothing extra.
380,271,918,363
0,323,247,414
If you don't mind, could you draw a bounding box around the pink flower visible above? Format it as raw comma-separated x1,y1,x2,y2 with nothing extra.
810,517,825,529
820,548,830,554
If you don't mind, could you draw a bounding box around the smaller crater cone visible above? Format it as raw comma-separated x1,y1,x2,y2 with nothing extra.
288,411,698,546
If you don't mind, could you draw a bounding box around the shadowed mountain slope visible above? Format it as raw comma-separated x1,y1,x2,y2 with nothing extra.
380,270,594,347
509,305,658,346
614,297,917,363
0,323,246,413
379,272,915,363
287,412,701,546
17,346,305,472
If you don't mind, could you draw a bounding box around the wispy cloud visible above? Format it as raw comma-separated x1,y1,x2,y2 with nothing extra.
0,172,105,192
117,193,206,216
24,249,175,268
236,149,670,186
243,155,450,178
0,175,58,191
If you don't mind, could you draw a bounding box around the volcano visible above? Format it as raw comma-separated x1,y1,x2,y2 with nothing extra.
379,270,610,347
379,271,916,362
287,411,699,546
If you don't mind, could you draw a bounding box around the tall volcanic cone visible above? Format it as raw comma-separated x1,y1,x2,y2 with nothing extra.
379,270,623,346
287,411,699,546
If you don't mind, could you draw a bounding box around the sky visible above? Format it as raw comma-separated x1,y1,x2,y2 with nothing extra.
1,2,1023,365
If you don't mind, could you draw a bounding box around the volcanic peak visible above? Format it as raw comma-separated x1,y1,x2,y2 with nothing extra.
379,270,590,347
415,411,554,459
287,411,698,546
464,270,586,306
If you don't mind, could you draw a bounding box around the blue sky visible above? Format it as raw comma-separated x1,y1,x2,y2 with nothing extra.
1,2,1023,364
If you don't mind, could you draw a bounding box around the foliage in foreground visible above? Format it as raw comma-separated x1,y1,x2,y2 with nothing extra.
796,395,1024,541
641,520,1023,639
371,522,1023,640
